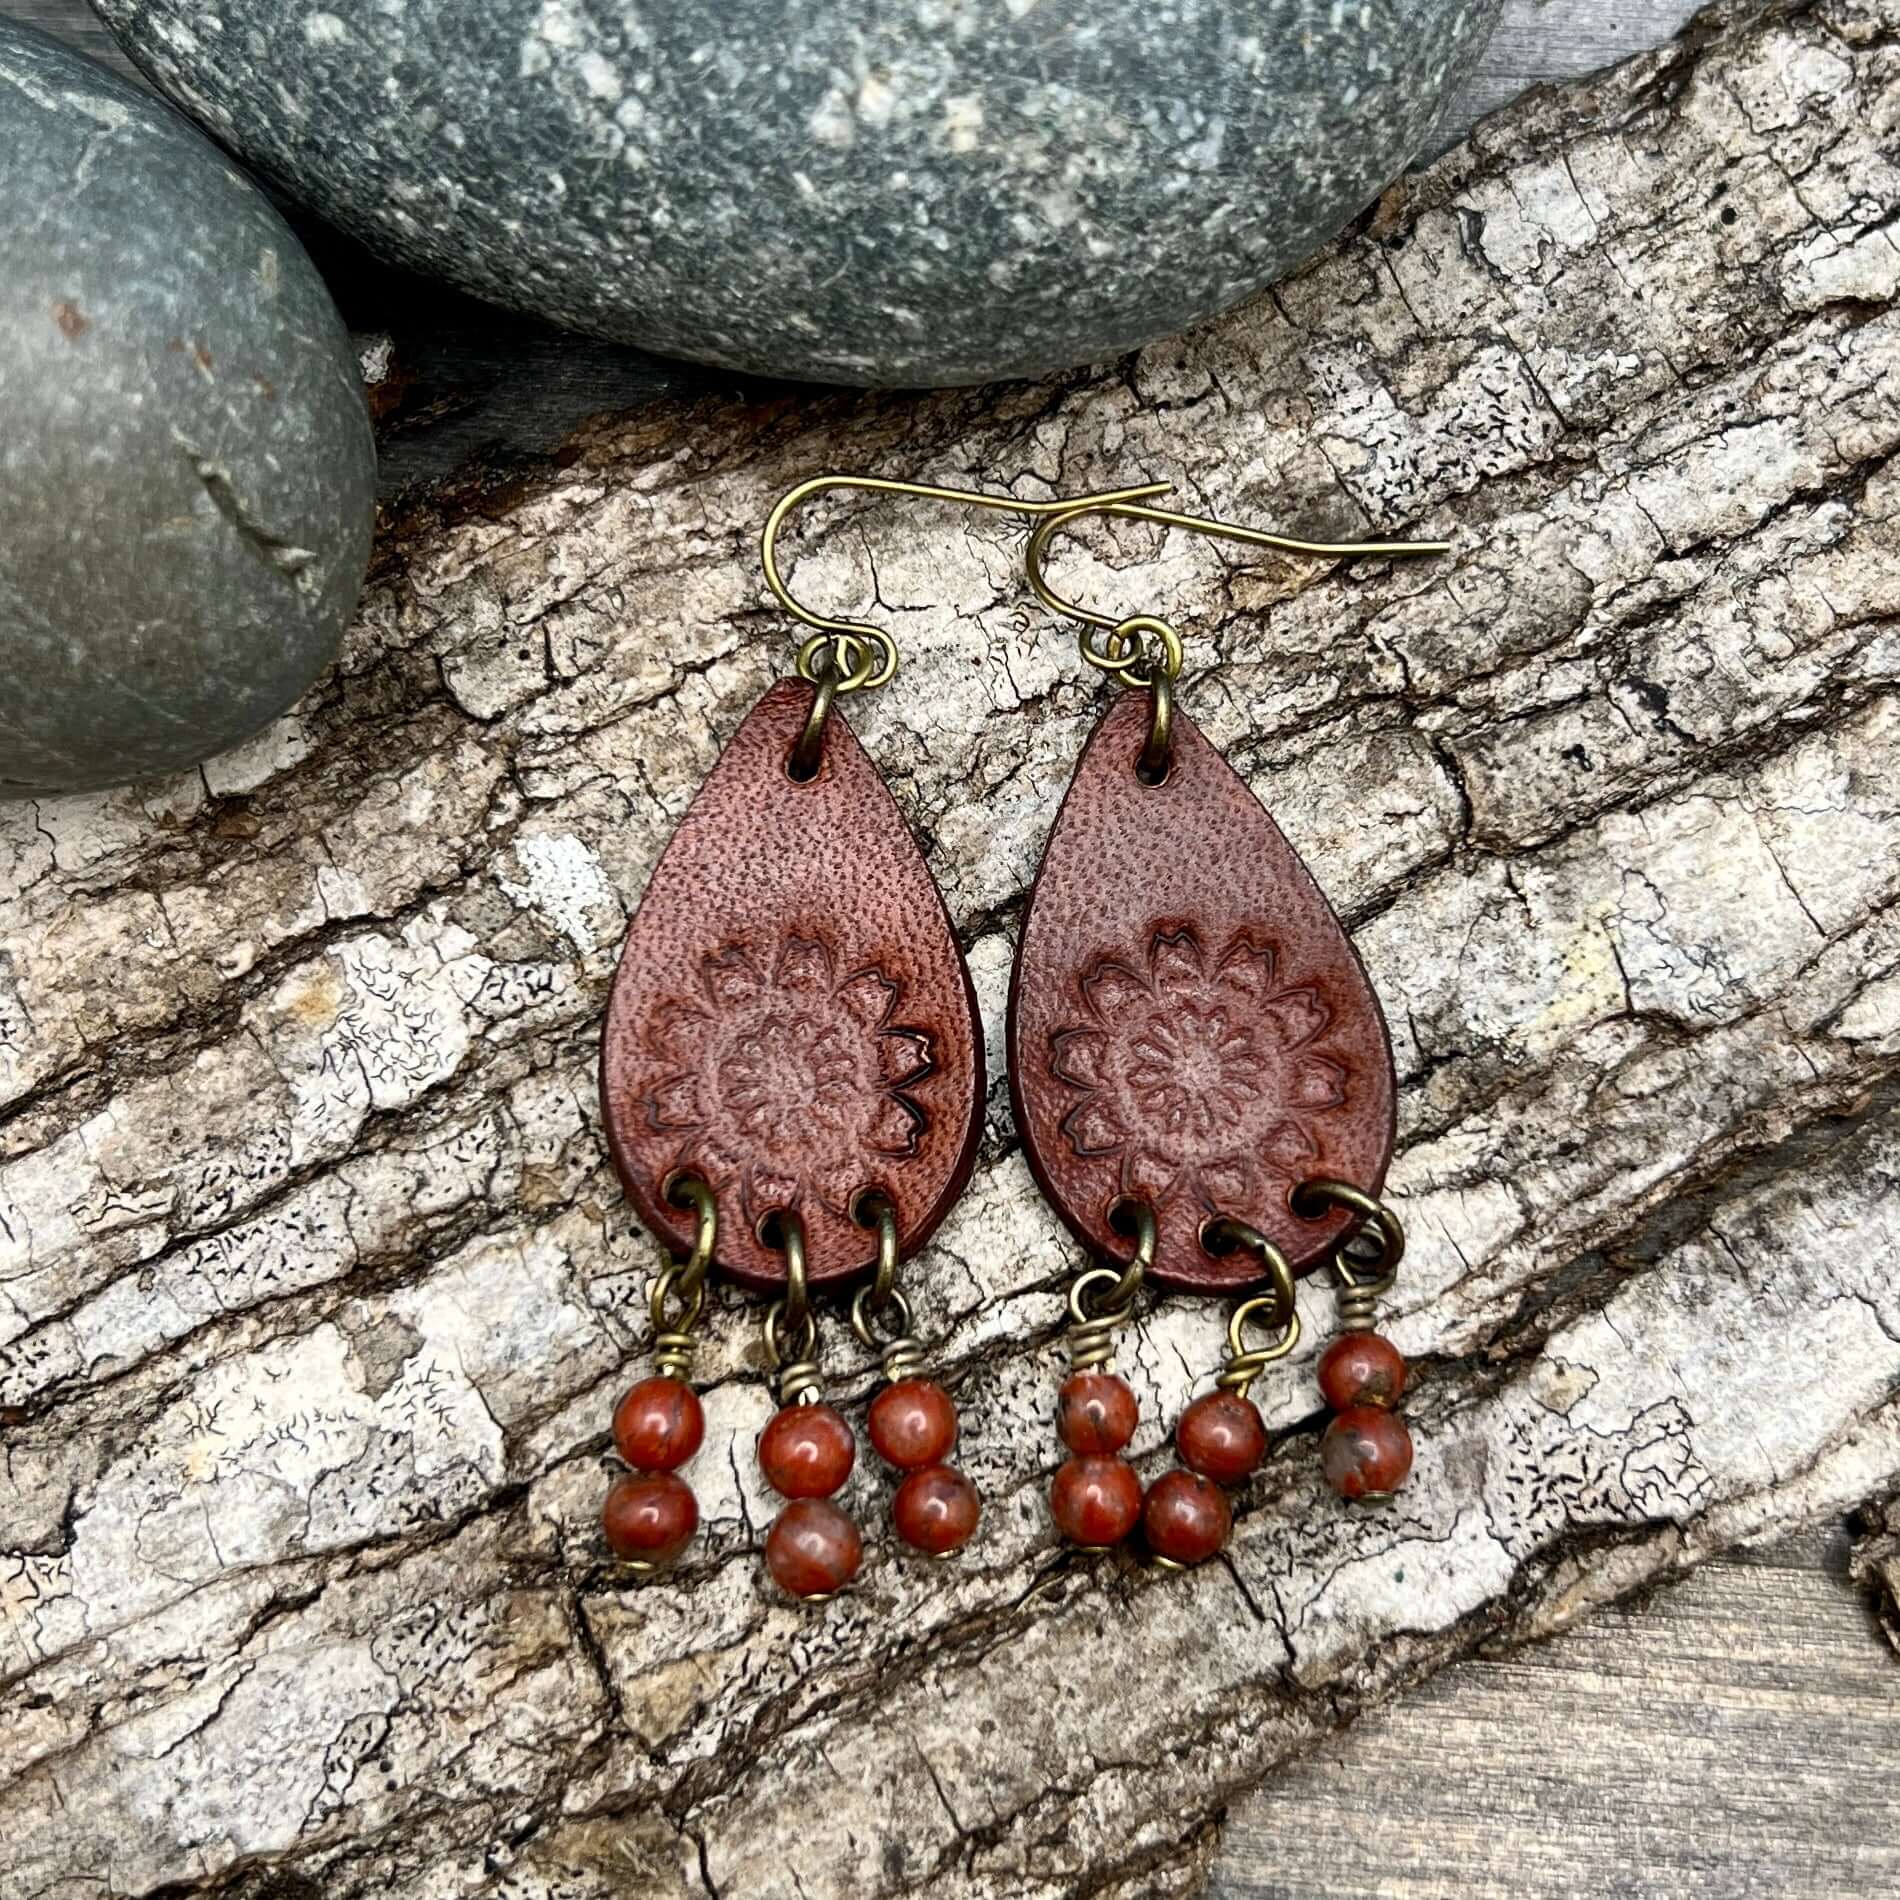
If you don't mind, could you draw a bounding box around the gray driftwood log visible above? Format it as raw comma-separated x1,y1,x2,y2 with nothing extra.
4,4,1899,1895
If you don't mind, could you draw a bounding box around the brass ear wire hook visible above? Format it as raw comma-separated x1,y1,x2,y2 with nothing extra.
761,474,1173,695
1026,501,1451,687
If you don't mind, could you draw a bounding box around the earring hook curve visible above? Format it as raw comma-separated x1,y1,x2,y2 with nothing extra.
761,474,1173,690
1023,498,1452,635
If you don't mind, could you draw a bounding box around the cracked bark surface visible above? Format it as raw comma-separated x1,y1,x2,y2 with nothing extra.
4,3,1899,1894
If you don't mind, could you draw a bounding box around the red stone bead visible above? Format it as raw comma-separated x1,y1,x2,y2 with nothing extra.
757,1402,856,1499
1321,1406,1414,1500
1176,1389,1268,1485
1049,1453,1144,1548
1317,1334,1407,1413
1056,1370,1139,1454
765,1497,862,1598
892,1463,981,1556
1142,1469,1233,1566
613,1376,704,1473
867,1379,959,1471
602,1472,698,1567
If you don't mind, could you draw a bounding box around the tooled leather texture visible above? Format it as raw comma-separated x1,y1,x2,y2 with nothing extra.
1008,692,1395,1293
601,679,983,1292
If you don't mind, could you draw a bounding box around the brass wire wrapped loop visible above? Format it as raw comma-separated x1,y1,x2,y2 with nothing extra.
1064,1268,1135,1373
1205,1219,1301,1395
1214,1294,1302,1397
649,1267,705,1381
1063,1202,1157,1372
1293,1179,1404,1330
650,1176,716,1378
763,1211,824,1403
851,1284,927,1385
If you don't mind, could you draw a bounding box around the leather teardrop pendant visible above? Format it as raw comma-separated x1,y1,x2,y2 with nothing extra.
1009,692,1395,1293
601,680,983,1292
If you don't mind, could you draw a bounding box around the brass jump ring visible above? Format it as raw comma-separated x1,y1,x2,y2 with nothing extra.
861,1194,900,1315
1293,1179,1405,1292
797,628,892,694
1140,671,1173,781
1205,1218,1297,1320
763,1211,816,1376
665,1175,717,1305
1094,1201,1157,1311
791,661,840,777
1083,614,1184,689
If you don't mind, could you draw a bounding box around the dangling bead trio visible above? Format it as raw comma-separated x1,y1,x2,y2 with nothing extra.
599,474,1439,1598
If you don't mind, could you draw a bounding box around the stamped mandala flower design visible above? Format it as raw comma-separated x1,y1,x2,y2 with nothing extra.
641,935,932,1221
1050,926,1346,1214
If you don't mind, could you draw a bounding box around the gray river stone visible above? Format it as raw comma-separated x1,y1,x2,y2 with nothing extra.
94,0,1501,386
0,20,375,799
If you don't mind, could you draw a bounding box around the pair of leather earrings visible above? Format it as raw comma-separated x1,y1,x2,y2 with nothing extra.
597,474,1443,1597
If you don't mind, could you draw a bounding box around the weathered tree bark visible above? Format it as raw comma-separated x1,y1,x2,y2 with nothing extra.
4,3,1898,1895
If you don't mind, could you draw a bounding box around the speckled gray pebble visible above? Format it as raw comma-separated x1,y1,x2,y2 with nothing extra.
95,0,1501,386
0,21,375,799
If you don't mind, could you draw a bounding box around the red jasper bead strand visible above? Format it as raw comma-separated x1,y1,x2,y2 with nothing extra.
759,1213,862,1600
1142,1250,1299,1568
1050,1211,1154,1551
603,1179,715,1574
857,1273,981,1557
1305,1182,1414,1502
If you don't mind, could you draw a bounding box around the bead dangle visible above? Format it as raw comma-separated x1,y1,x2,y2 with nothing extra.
1048,1203,1153,1551
1144,1224,1301,1567
756,1212,865,1600
602,1177,716,1572
852,1196,981,1557
1299,1180,1414,1501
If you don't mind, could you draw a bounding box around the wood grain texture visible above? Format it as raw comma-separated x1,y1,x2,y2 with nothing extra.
3,5,1899,1898
1213,1527,1900,1900
1436,0,1713,147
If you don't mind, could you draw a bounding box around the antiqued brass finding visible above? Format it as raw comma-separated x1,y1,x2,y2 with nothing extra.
1082,613,1185,689
1024,498,1452,640
763,1210,824,1401
1140,672,1173,782
850,1197,924,1382
789,651,842,777
1216,1295,1303,1397
1205,1219,1302,1395
650,1176,717,1379
762,473,1172,693
1294,1177,1405,1328
1064,1201,1157,1372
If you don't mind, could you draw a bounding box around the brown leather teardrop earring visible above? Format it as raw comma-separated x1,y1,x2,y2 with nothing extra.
596,473,1160,1597
1010,497,1444,1566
